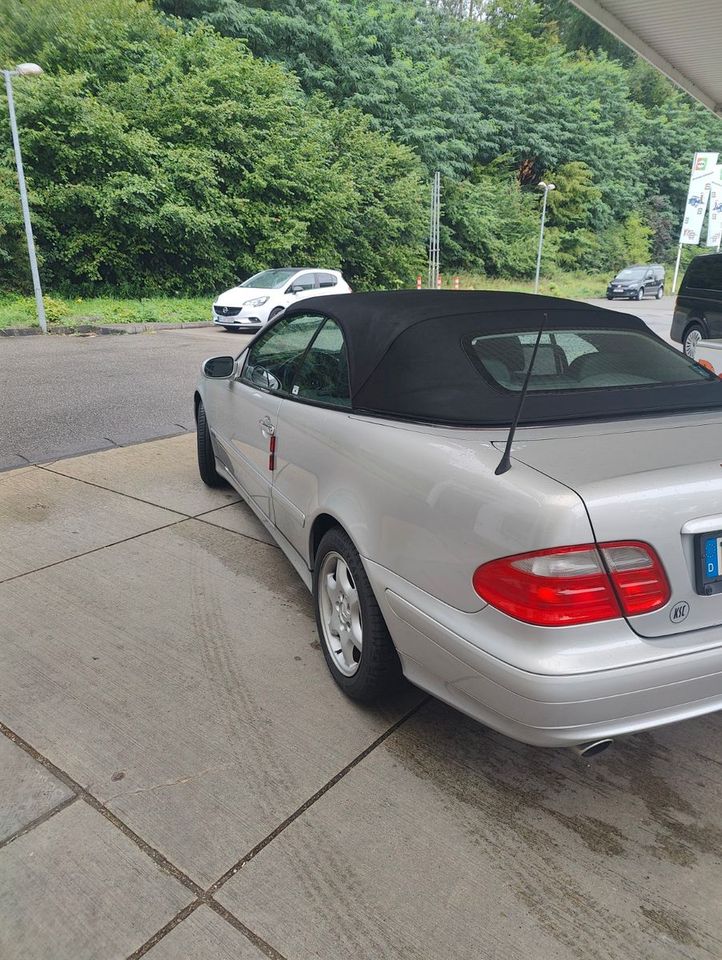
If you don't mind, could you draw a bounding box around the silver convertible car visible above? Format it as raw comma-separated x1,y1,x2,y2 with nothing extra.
195,291,722,755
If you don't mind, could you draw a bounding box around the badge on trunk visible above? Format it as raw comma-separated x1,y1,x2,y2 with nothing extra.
669,601,690,623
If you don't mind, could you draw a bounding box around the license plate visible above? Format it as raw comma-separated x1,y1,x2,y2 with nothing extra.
694,531,722,595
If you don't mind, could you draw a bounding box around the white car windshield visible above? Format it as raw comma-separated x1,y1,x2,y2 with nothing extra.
240,269,298,289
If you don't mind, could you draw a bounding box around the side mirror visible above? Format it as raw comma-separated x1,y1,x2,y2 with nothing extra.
288,284,304,295
202,356,237,379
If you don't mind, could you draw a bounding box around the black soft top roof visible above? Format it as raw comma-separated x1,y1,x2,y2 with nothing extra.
283,290,646,398
276,290,722,425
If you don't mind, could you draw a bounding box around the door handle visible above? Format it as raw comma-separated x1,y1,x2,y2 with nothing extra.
258,416,275,436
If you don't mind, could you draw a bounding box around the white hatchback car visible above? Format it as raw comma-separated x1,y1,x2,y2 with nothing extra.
212,267,350,332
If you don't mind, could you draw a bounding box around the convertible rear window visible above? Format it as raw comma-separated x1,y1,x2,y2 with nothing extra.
467,329,712,392
353,310,722,427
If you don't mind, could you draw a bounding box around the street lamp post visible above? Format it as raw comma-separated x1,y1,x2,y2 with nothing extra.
2,62,46,333
534,180,555,295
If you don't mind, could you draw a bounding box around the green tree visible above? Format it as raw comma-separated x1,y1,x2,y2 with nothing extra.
0,0,425,292
441,162,539,277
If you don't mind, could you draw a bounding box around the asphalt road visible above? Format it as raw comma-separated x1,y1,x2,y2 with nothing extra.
0,298,676,471
0,326,249,470
586,295,675,343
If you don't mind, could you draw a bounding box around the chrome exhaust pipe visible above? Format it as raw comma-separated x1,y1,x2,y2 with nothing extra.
572,738,613,758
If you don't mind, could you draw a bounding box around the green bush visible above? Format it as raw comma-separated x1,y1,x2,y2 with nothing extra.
42,296,70,324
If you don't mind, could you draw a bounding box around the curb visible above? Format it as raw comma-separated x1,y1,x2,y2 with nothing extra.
0,321,214,338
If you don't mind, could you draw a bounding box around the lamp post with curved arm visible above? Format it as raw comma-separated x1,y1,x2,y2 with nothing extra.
534,181,555,295
2,62,46,333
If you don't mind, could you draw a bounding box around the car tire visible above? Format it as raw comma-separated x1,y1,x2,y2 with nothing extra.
606,294,613,300
656,286,664,300
313,527,401,702
636,287,645,301
196,400,226,487
682,322,705,358
268,307,284,323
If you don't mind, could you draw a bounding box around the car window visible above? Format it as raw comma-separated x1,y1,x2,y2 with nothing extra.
467,329,713,392
316,273,337,289
290,273,316,292
240,268,296,289
684,257,722,293
291,319,351,408
241,313,325,393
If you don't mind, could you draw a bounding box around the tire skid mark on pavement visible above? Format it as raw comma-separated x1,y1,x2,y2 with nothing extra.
191,552,298,821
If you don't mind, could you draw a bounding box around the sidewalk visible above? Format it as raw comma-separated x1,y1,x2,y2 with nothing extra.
1,434,720,959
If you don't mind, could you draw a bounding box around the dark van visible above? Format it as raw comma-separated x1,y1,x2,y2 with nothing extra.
606,264,665,300
671,253,722,356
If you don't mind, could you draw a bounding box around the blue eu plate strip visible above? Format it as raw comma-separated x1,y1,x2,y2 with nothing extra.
705,537,719,579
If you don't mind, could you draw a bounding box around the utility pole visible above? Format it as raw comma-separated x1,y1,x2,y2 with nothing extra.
2,63,46,333
427,171,441,290
534,181,555,295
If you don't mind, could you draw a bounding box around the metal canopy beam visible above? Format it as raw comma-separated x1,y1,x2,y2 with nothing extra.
568,0,722,118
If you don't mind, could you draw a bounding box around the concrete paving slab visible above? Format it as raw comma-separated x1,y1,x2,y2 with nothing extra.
0,800,192,960
46,433,239,516
0,736,74,843
0,518,421,886
197,502,275,546
0,466,183,582
143,906,268,960
219,699,722,960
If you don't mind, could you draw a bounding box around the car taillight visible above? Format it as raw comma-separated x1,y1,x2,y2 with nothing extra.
472,541,669,627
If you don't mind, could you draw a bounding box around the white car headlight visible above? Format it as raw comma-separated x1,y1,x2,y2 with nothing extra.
243,296,269,307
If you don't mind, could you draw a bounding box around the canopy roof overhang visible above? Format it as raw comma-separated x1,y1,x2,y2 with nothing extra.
569,0,722,117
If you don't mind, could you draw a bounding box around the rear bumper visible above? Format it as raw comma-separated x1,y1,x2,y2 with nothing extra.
366,560,722,747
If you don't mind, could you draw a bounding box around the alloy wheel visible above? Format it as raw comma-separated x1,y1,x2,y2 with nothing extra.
318,551,363,676
684,328,702,357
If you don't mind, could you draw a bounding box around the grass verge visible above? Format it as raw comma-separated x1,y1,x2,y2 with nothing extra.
0,295,212,330
450,271,610,300
0,273,609,330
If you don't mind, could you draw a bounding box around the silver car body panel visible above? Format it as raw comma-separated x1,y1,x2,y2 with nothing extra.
198,364,722,747
505,412,722,638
